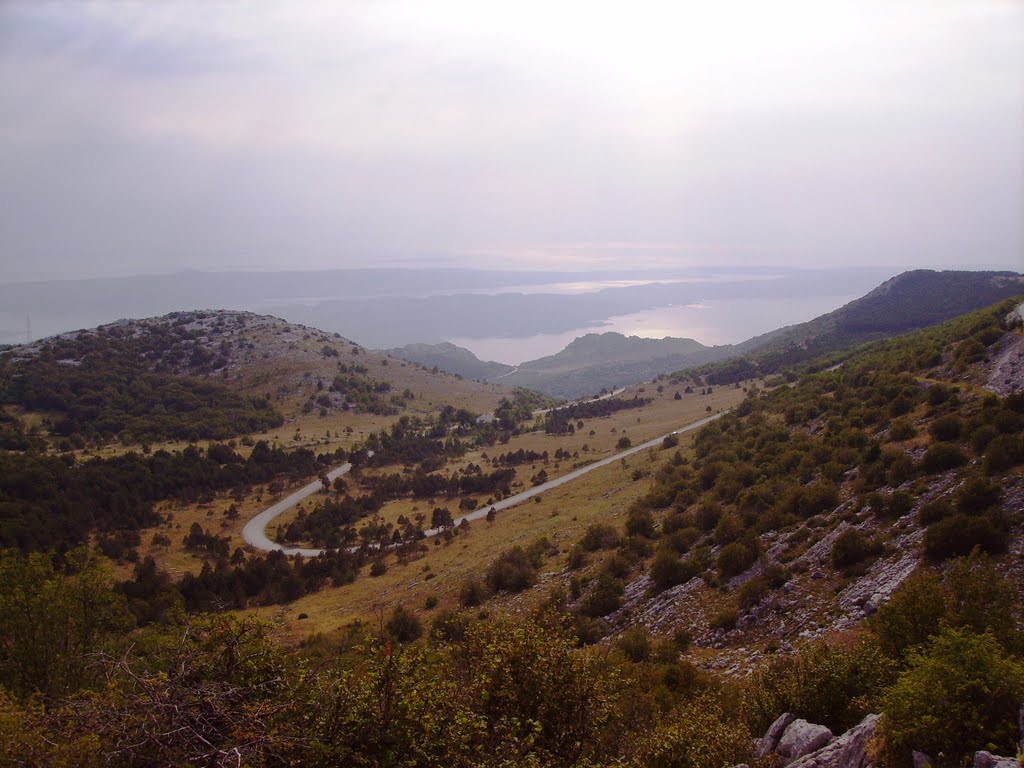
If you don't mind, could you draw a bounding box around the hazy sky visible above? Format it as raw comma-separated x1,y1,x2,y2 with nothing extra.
1,1,1021,280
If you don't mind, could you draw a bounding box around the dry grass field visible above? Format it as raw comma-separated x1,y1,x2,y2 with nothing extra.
242,384,748,640
128,382,746,586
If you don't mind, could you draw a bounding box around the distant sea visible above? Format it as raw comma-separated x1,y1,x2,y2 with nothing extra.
446,292,862,365
0,267,891,352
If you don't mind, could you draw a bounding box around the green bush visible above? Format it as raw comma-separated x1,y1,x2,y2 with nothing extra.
743,638,896,734
709,605,738,631
969,424,998,454
869,569,947,659
566,545,588,570
924,514,1007,562
579,574,624,617
632,695,752,768
831,528,881,571
920,443,967,473
984,433,1024,474
917,498,952,526
650,548,698,592
943,552,1022,653
486,547,537,593
954,476,1000,514
717,541,757,578
459,578,487,607
386,605,423,643
616,626,652,663
625,508,657,538
884,490,914,519
876,628,1024,768
663,526,700,554
929,414,963,442
888,419,917,441
430,608,470,643
580,523,621,551
736,576,768,608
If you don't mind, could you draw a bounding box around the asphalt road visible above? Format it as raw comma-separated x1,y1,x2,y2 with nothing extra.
242,410,727,557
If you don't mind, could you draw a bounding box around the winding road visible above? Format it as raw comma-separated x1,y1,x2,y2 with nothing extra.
242,410,727,557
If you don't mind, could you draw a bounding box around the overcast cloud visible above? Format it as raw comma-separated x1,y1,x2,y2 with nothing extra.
0,1,1021,280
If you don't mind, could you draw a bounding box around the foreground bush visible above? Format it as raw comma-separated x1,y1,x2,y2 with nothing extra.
743,638,896,734
876,627,1024,768
631,695,751,768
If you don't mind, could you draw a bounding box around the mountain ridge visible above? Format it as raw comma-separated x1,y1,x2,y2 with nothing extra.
389,270,1024,397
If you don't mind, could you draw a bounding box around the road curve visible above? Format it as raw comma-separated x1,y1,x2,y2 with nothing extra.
243,410,727,557
241,463,353,557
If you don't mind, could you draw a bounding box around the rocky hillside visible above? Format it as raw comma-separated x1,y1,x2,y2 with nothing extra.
464,298,1024,675
0,309,507,450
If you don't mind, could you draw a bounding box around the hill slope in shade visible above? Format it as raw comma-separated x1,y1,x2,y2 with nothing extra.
429,269,1024,397
498,332,715,397
383,341,515,381
697,269,1024,382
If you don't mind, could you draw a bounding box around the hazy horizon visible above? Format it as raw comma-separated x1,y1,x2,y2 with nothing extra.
1,1,1022,283
0,264,897,359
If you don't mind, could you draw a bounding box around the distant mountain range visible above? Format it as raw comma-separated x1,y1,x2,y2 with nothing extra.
385,270,1024,397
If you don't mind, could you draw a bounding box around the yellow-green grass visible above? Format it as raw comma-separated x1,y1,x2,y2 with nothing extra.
242,386,752,640
271,383,748,536
244,435,679,640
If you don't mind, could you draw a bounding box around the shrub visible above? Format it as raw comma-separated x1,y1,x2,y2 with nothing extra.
983,434,1024,474
743,638,897,735
884,490,913,519
695,499,722,531
943,552,1022,652
920,443,967,473
616,436,632,450
888,419,916,441
616,626,652,662
566,545,587,570
736,576,768,608
385,605,423,643
632,695,752,768
869,569,947,659
459,578,487,607
601,552,631,580
927,383,952,406
650,549,698,592
663,526,700,554
717,541,756,578
918,498,952,526
625,508,656,538
486,547,537,593
954,476,1000,514
580,523,620,551
429,608,470,643
876,628,1024,768
924,514,1007,562
579,574,624,617
709,605,738,631
929,414,963,442
830,528,881,572
969,424,998,454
